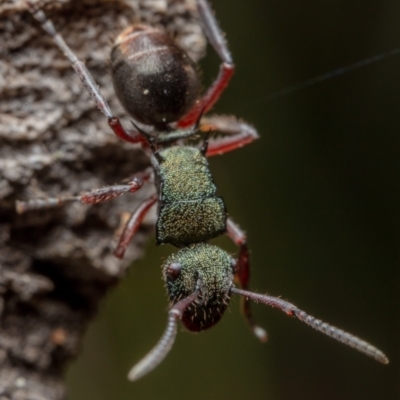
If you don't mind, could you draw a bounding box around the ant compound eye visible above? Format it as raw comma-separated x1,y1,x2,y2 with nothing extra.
166,263,182,281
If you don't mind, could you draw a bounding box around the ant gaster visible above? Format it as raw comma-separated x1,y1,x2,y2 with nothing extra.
19,0,388,382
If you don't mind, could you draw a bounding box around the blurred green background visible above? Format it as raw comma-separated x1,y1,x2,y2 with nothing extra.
67,0,399,399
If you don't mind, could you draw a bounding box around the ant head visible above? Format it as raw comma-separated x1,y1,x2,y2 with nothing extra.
162,243,234,332
129,243,389,382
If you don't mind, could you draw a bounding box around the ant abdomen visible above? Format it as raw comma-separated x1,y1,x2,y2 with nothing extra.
111,25,200,127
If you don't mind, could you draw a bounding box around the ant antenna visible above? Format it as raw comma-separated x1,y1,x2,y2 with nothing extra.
231,287,389,364
128,288,200,381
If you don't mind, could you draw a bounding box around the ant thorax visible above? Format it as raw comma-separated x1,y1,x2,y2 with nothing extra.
153,146,227,247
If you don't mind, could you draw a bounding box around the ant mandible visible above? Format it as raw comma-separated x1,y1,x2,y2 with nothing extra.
19,0,388,381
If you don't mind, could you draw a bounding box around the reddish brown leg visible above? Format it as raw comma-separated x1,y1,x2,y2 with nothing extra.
226,218,267,342
178,64,234,128
82,173,150,204
16,172,149,214
108,118,149,146
114,195,158,259
178,0,235,128
198,115,259,156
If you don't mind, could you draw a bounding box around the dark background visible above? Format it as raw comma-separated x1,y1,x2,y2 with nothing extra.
67,0,399,399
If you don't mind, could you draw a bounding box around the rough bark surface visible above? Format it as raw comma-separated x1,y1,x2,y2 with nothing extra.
0,1,205,398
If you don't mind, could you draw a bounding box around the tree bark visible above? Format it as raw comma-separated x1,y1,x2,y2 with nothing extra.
0,1,205,398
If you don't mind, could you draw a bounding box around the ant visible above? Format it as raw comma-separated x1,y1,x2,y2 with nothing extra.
19,0,388,381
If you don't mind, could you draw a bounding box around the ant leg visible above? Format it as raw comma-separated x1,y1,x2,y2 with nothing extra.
114,195,158,259
27,3,147,146
16,172,150,214
178,0,235,128
199,115,259,156
226,218,267,342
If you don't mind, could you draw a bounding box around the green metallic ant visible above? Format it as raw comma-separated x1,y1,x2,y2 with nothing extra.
20,0,388,383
